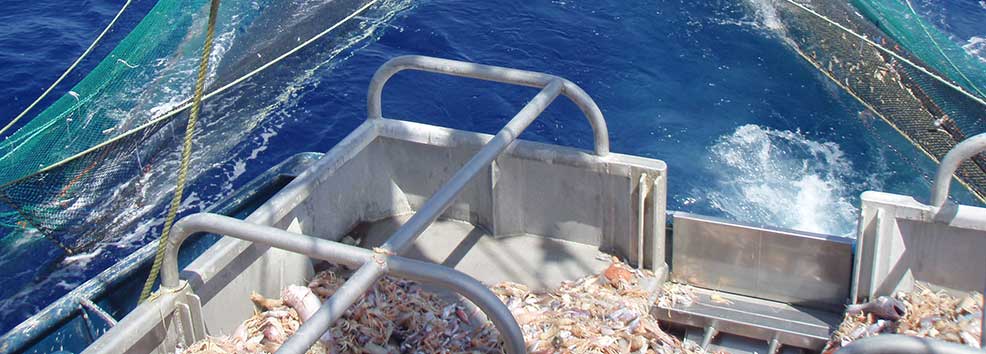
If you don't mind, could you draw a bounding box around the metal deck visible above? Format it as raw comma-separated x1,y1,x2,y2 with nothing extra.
356,215,611,290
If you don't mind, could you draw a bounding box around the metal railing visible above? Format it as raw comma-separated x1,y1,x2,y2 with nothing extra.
160,213,524,353
924,132,986,350
159,56,614,354
367,55,610,157
930,132,986,208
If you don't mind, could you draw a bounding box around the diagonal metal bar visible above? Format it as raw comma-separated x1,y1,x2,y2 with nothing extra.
276,77,564,354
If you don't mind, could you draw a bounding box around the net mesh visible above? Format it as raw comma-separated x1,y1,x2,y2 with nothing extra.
0,0,394,252
774,0,986,203
851,0,986,99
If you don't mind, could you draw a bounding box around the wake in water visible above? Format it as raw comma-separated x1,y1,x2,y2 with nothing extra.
965,36,986,64
0,0,413,333
703,124,879,236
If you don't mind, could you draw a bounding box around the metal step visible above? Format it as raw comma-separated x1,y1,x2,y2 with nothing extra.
654,287,841,353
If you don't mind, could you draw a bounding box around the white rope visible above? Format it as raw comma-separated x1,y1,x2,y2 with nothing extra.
12,0,381,180
0,0,134,137
782,0,986,107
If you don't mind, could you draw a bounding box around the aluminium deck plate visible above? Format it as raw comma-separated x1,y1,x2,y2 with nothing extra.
653,287,842,351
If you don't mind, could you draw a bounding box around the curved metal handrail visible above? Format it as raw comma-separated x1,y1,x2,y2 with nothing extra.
367,55,610,156
834,334,982,354
160,213,525,354
929,132,986,207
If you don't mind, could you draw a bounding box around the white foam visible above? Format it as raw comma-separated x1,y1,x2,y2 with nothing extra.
745,0,783,31
61,247,104,267
963,36,986,64
86,0,416,253
713,0,785,33
704,124,872,236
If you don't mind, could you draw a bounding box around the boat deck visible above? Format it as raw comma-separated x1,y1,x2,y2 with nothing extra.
354,215,611,290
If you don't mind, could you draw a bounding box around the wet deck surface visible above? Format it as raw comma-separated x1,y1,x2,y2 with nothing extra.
354,215,611,290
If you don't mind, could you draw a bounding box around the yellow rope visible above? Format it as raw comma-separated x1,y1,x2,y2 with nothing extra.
0,0,133,138
139,0,221,302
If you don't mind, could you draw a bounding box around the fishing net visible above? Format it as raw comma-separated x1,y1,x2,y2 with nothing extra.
0,0,401,253
772,0,986,202
852,0,986,99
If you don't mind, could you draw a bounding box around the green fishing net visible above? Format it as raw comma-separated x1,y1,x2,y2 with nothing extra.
0,0,394,252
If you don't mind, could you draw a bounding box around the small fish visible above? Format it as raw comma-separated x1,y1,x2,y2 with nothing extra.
846,296,906,321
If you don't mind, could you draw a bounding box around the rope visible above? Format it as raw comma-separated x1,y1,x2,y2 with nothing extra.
0,0,133,138
781,0,986,107
139,0,221,302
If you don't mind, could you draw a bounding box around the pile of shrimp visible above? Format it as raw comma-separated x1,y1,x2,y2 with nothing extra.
181,265,501,353
824,284,983,353
491,257,712,354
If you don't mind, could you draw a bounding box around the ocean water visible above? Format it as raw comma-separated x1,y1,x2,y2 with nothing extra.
0,0,983,334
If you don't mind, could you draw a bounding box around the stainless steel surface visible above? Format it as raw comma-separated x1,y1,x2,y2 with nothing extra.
84,287,188,354
654,287,841,350
671,212,853,309
652,176,668,277
379,79,563,254
366,55,610,156
78,298,117,327
294,74,565,353
851,132,986,304
767,338,781,354
930,132,986,207
834,334,984,354
854,191,986,302
162,213,371,288
356,216,611,290
638,174,649,270
701,325,717,349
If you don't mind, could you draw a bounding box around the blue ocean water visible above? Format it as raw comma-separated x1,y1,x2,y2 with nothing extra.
0,0,983,334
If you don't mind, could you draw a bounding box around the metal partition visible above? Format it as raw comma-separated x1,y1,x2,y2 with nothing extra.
853,191,986,301
854,133,986,303
852,133,986,351
657,213,851,351
672,212,853,309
